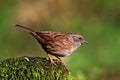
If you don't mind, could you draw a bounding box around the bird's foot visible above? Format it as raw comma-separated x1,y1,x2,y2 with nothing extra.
47,55,57,66
57,57,67,68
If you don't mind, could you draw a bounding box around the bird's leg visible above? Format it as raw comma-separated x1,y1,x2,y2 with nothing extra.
47,54,57,66
56,56,66,68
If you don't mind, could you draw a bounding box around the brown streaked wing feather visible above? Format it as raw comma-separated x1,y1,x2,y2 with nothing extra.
53,34,73,50
35,32,73,54
35,32,53,42
44,33,73,53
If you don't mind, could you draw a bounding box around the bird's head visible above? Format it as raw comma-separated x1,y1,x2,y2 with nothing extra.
72,34,88,45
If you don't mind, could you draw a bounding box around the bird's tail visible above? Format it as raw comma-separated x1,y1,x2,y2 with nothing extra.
16,24,35,34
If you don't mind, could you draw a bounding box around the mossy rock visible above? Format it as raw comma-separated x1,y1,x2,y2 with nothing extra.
0,56,72,80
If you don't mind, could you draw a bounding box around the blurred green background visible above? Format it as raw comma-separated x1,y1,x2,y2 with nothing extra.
0,0,120,80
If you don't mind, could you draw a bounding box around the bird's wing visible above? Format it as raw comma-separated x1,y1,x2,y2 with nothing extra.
36,32,73,54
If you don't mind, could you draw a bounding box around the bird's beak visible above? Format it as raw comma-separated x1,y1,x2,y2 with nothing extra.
83,40,88,44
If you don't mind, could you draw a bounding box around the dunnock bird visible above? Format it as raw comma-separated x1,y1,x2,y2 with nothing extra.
16,24,87,66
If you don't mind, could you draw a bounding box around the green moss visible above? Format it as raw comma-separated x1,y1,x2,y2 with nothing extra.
0,56,72,80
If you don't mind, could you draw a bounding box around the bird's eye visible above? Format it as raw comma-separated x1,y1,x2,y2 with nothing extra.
79,37,83,40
